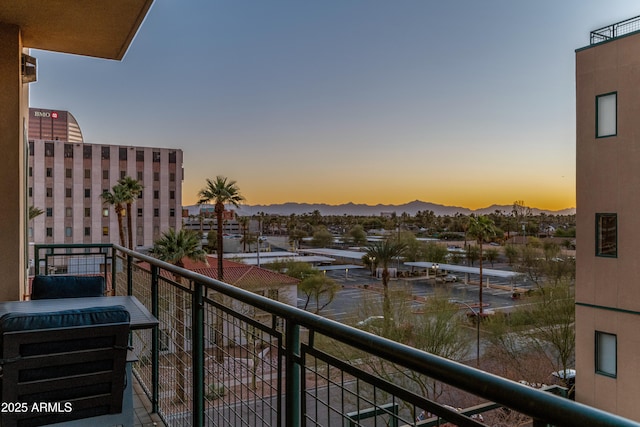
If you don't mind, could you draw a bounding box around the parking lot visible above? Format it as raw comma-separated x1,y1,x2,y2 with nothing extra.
299,266,530,325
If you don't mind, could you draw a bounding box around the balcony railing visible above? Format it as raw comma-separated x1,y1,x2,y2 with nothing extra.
591,15,640,45
33,243,640,427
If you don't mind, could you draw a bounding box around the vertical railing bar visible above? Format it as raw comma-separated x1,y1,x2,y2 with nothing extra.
151,264,160,414
126,253,133,296
110,246,117,296
34,245,40,278
192,279,205,427
277,325,284,427
286,321,301,427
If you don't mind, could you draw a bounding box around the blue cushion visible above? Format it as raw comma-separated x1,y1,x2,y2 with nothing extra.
31,275,106,300
0,305,129,332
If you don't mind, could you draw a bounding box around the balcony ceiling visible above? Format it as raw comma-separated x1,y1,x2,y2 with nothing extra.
0,0,154,60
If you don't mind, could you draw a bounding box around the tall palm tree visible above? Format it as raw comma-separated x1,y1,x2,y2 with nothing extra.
238,216,250,252
197,176,245,281
468,215,496,315
365,239,407,331
150,228,206,401
118,176,144,250
101,185,128,247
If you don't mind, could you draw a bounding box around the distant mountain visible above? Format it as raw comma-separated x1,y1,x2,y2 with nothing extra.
187,201,575,217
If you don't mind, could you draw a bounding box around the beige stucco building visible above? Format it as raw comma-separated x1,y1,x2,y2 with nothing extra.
0,2,154,301
27,107,183,251
576,16,640,420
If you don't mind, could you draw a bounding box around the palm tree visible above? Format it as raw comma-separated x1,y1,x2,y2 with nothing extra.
149,228,206,268
197,176,245,281
238,216,250,252
101,184,128,247
365,239,407,331
149,228,206,401
28,206,44,220
467,215,496,315
118,176,144,250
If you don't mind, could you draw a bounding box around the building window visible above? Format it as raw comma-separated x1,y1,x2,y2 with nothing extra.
28,141,34,156
169,172,175,182
46,208,53,217
169,151,176,163
84,208,91,217
138,191,143,199
137,226,143,236
65,227,72,237
46,228,53,237
103,208,109,217
102,226,109,236
65,207,72,217
44,142,54,157
170,190,175,200
84,188,91,198
46,188,53,197
154,208,159,217
119,147,127,161
153,151,161,163
65,188,72,198
137,208,143,217
83,145,92,159
154,190,159,200
84,169,91,179
137,171,143,181
28,187,32,197
170,208,175,217
64,144,73,158
120,170,126,179
102,170,109,180
136,150,144,161
596,92,617,138
29,166,32,177
596,331,617,377
65,168,72,178
46,167,52,178
153,172,159,181
101,146,110,159
596,213,617,257
84,227,91,236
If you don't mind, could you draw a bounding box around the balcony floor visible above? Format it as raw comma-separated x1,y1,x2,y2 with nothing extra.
133,378,165,426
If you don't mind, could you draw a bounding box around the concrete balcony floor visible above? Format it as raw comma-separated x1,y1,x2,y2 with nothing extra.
133,378,165,427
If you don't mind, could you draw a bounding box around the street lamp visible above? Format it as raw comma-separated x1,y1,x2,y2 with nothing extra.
451,299,480,367
431,263,439,282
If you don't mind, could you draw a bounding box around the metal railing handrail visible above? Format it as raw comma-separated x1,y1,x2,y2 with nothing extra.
110,244,639,427
591,14,640,45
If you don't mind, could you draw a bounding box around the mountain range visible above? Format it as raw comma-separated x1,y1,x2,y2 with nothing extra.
187,200,575,217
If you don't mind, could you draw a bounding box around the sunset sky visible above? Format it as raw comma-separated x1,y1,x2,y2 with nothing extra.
29,1,640,210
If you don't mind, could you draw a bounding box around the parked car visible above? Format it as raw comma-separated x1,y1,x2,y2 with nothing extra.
443,274,458,282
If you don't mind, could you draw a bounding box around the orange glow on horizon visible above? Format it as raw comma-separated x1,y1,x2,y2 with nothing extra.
182,179,575,212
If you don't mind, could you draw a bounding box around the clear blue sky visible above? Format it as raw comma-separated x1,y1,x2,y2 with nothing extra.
29,0,640,210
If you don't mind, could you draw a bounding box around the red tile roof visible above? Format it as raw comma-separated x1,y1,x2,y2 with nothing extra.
138,256,299,288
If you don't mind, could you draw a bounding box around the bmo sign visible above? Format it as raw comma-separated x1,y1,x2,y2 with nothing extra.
33,110,58,119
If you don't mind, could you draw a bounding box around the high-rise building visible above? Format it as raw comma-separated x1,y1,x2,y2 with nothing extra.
575,16,640,421
27,107,182,251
